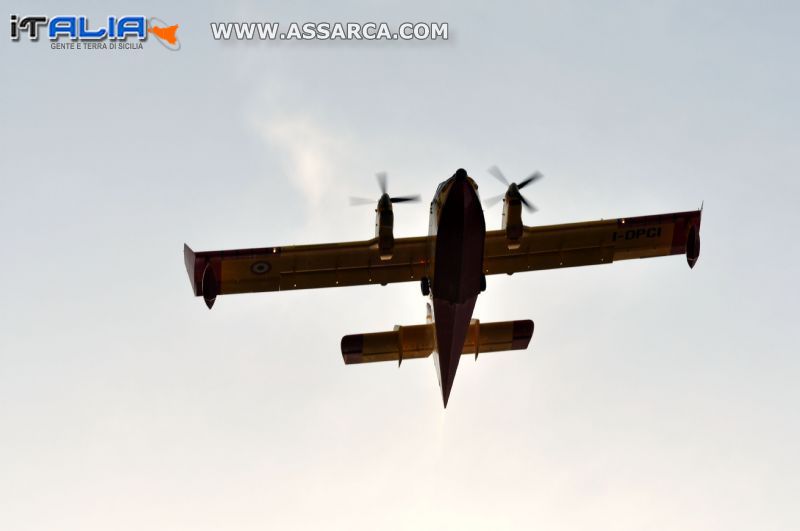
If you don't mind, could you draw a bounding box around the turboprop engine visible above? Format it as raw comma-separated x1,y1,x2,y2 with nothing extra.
483,166,543,250
350,172,420,260
501,183,524,249
375,194,395,260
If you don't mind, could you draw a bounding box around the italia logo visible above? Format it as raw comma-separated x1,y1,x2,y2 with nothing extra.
10,15,180,50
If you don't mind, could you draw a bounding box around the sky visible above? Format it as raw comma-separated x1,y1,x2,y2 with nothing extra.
1,1,799,530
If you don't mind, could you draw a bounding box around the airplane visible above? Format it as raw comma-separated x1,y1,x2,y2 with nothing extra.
183,168,702,407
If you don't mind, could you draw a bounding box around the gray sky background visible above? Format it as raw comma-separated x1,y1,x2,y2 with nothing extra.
1,1,798,529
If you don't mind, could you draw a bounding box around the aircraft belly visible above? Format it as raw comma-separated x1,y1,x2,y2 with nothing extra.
430,173,486,406
432,178,486,303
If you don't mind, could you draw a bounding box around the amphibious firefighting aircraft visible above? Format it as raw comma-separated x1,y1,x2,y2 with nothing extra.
184,168,701,407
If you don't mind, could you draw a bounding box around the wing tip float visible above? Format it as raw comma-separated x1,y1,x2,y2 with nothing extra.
687,207,702,269
184,243,217,309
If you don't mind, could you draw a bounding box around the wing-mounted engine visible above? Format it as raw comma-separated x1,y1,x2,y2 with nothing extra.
375,195,395,260
484,166,543,249
502,190,524,249
350,171,420,261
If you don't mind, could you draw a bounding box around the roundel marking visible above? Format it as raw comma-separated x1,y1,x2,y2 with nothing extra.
251,261,271,275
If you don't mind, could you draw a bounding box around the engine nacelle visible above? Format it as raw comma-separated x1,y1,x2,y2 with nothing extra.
375,200,394,260
502,195,523,250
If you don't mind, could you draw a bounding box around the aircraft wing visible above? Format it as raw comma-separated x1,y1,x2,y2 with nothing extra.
483,209,702,275
184,236,430,307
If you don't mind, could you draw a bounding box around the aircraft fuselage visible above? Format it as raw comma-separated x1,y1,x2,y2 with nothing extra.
426,168,486,406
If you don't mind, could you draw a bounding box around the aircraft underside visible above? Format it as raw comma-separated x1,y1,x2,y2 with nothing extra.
429,169,487,406
184,167,701,408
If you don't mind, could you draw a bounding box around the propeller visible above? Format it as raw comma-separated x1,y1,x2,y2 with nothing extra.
349,172,421,206
483,166,543,212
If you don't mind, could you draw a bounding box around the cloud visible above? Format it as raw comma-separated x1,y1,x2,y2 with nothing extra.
254,114,354,208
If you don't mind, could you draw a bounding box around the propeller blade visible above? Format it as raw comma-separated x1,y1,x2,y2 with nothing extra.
519,195,538,213
390,195,421,204
488,166,509,186
483,193,505,209
376,172,388,195
517,171,543,189
349,196,375,206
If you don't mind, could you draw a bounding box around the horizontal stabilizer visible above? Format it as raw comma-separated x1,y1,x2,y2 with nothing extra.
341,319,533,365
